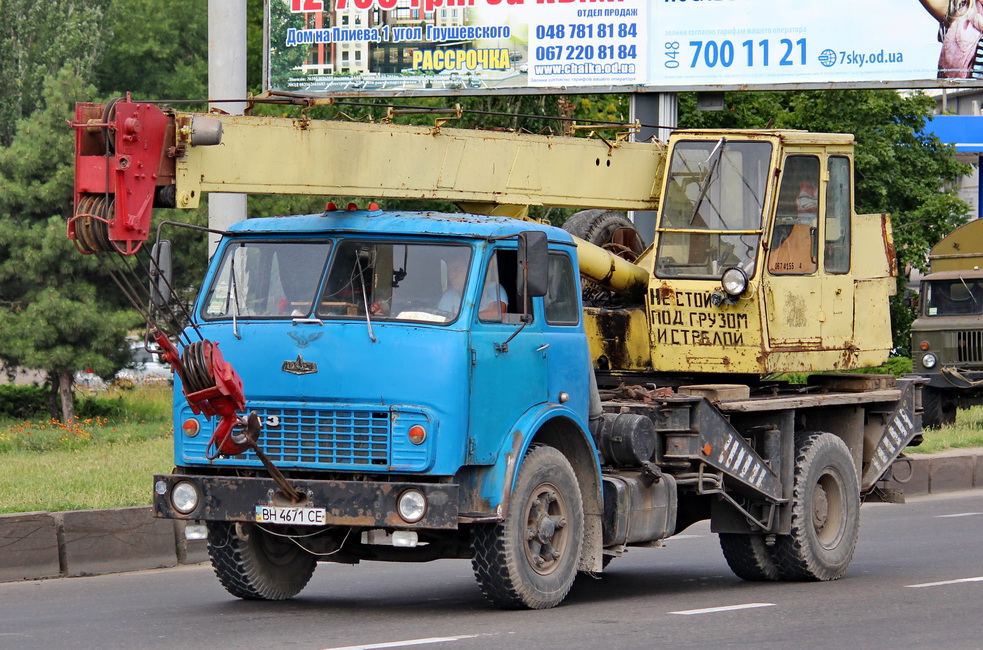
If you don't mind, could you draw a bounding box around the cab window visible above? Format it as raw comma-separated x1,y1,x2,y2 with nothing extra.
825,156,852,274
202,241,330,320
768,155,820,275
545,253,580,325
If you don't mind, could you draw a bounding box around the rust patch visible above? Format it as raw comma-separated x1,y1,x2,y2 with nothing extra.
881,214,897,275
655,282,675,305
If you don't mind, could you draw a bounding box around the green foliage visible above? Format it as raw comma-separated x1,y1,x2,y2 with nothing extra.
93,0,207,102
0,69,141,419
0,385,47,419
0,0,110,146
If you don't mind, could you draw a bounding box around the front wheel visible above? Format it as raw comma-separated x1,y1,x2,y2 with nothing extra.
470,445,584,609
773,432,860,581
207,522,317,600
922,386,956,428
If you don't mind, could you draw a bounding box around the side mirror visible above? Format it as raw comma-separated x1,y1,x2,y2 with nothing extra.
150,240,173,307
517,231,549,312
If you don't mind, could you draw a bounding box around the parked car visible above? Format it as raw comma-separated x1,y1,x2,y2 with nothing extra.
116,341,172,384
76,340,172,388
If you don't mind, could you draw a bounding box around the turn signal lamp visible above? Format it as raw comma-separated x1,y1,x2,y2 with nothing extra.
182,418,201,438
920,341,931,351
408,425,427,445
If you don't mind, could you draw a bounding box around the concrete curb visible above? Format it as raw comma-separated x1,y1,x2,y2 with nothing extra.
0,507,208,583
881,448,982,497
2,449,981,584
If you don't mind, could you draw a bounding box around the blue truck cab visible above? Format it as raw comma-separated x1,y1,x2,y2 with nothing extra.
153,208,603,608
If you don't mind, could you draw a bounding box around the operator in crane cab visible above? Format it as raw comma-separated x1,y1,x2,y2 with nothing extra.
437,253,508,321
769,178,819,274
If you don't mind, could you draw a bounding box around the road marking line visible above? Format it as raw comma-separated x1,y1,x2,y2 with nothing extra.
905,576,983,588
670,534,703,540
934,512,983,518
322,635,480,650
669,603,776,615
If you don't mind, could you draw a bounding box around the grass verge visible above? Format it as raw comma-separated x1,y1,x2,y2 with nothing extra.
1,380,981,515
0,383,174,514
908,404,983,454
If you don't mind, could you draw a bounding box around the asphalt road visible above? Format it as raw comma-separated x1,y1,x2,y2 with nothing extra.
2,491,981,650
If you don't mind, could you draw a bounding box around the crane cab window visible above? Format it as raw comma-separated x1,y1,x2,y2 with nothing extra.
655,139,772,279
824,156,852,274
768,155,820,275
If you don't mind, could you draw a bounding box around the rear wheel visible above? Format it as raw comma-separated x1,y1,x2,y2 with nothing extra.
470,445,584,609
719,533,780,581
207,522,317,600
773,432,860,581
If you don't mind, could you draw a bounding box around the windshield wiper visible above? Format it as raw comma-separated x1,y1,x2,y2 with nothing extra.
958,275,979,305
690,137,725,225
355,251,377,343
230,249,242,340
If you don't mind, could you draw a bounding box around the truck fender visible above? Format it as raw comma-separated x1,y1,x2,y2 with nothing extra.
456,403,604,571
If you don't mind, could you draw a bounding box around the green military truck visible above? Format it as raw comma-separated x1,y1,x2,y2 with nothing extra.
911,219,983,426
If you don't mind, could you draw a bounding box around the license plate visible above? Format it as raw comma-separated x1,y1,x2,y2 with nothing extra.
255,505,327,526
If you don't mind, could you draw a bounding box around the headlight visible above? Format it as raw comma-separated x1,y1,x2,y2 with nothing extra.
397,489,427,523
721,267,749,297
171,481,200,515
922,353,937,369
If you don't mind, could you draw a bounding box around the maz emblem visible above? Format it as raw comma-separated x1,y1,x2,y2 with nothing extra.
287,331,324,348
282,355,318,375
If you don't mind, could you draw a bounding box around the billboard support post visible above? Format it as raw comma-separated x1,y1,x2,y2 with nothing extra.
629,92,677,245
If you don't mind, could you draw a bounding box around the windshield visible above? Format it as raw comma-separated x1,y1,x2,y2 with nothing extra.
318,241,472,324
655,139,772,279
923,278,983,316
201,241,331,319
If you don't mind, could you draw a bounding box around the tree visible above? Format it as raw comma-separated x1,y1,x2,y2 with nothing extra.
93,0,207,102
0,68,138,421
0,0,110,146
679,89,971,350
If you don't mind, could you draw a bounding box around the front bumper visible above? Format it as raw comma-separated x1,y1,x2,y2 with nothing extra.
917,369,983,391
153,474,460,530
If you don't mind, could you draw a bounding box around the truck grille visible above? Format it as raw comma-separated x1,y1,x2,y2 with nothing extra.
956,330,983,363
238,406,390,468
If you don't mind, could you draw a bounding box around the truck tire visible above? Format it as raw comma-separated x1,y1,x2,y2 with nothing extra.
922,386,956,428
719,533,780,581
470,445,585,609
773,432,860,581
562,209,644,257
207,521,317,600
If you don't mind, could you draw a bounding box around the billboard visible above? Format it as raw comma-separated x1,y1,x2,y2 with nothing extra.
265,0,983,95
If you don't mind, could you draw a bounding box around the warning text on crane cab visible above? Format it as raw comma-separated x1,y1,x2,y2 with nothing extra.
651,289,748,346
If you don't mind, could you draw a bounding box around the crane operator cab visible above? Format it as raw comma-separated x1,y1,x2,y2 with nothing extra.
646,130,896,376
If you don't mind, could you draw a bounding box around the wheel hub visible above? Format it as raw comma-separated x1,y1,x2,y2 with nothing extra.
813,482,829,531
523,485,568,575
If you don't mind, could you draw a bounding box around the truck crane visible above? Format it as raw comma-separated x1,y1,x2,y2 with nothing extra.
71,96,920,609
